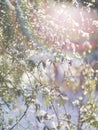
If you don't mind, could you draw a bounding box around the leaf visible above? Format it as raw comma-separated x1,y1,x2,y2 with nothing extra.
46,97,50,105
91,120,98,128
74,52,81,59
90,80,96,88
8,118,13,125
59,95,68,107
45,94,54,105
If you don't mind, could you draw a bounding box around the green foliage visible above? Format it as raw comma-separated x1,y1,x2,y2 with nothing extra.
0,1,14,47
0,0,98,130
8,118,13,126
16,1,32,40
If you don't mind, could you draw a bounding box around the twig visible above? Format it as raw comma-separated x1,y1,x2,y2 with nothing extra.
9,105,29,130
50,100,59,122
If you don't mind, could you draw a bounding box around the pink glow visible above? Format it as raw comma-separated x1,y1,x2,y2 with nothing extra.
31,2,98,54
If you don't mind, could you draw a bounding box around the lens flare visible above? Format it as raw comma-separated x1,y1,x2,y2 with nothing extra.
31,2,98,68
